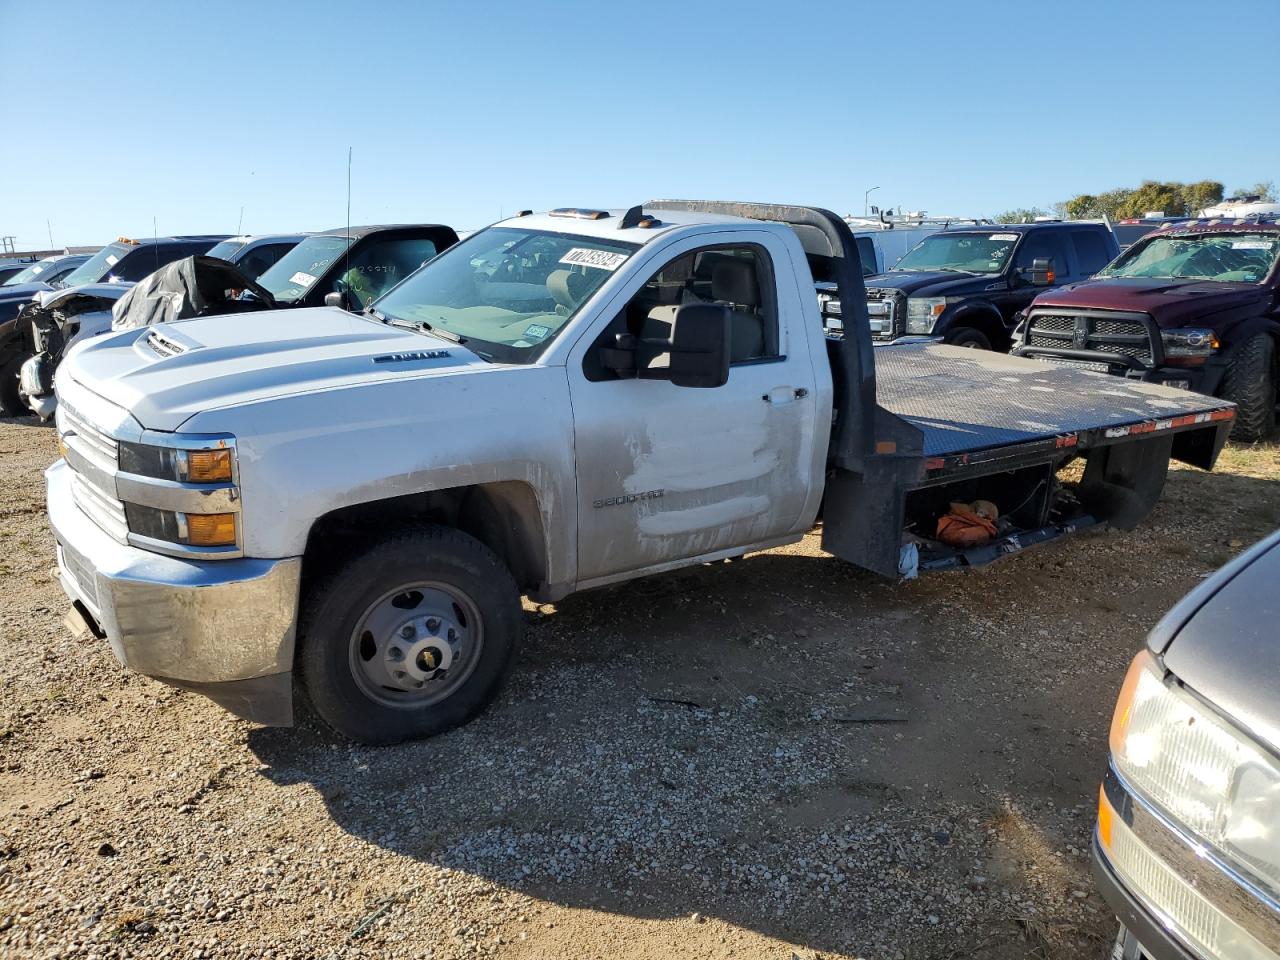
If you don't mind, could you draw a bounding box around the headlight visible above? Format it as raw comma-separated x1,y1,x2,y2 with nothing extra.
1161,328,1218,366
1111,651,1280,893
120,441,234,483
117,439,239,551
905,297,951,334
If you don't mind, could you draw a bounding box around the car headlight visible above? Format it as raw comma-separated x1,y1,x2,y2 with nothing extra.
120,442,234,483
1111,651,1280,893
117,439,239,549
1161,328,1218,366
905,297,952,334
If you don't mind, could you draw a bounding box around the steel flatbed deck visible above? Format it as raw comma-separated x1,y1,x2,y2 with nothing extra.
872,343,1235,484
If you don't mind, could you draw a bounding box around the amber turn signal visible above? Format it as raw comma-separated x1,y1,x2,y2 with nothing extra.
185,513,236,547
1096,783,1114,852
187,449,233,483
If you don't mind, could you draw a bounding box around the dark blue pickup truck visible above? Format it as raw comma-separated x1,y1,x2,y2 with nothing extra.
849,221,1120,350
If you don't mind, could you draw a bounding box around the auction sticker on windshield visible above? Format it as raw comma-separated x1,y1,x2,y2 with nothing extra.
990,233,1020,241
560,248,627,271
289,271,317,287
1233,241,1274,250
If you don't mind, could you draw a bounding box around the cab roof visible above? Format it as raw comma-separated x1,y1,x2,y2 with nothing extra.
933,221,1105,236
491,206,769,245
1155,215,1280,236
313,224,454,240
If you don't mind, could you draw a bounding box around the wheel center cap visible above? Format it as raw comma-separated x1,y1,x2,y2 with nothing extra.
383,615,458,689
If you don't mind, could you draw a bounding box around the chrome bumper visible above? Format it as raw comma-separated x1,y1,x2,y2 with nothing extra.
47,459,301,724
1095,765,1280,960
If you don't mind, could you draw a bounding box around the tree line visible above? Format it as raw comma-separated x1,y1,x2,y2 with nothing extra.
993,180,1277,223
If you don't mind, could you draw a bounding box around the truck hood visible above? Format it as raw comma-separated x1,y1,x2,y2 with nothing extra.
1031,277,1271,328
1156,532,1280,758
62,306,488,431
0,281,54,301
36,282,133,309
865,270,1002,298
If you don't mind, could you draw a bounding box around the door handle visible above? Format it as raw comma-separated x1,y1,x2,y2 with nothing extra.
762,387,808,404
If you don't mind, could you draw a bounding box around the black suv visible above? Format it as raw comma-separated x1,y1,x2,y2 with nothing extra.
856,222,1120,349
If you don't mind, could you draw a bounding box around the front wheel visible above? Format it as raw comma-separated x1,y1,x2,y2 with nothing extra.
0,353,28,416
297,526,522,744
943,327,992,350
1220,333,1276,442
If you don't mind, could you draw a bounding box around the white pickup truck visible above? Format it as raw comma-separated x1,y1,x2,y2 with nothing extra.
46,201,1236,743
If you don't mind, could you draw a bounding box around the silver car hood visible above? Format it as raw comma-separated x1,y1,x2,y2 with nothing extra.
1154,531,1280,757
61,306,486,431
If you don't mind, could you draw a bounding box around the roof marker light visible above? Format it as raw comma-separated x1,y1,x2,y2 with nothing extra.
548,208,610,220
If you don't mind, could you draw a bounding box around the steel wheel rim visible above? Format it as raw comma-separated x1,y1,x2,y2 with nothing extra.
348,580,484,709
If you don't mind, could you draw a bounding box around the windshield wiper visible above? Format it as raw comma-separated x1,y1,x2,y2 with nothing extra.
365,305,387,323
934,267,974,273
382,313,466,344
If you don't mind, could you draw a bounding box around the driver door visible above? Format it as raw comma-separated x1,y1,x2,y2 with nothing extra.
567,231,820,585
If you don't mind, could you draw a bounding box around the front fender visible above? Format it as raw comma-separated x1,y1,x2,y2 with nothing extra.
178,366,579,592
1217,313,1280,351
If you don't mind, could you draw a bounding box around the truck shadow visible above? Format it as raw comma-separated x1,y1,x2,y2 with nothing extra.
245,461,1280,956
247,549,963,955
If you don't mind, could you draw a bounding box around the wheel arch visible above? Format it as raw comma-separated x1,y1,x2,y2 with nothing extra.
1218,315,1280,352
939,304,1007,349
302,480,550,596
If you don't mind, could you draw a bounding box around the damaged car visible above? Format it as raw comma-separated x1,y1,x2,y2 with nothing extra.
0,235,226,414
1012,215,1280,441
18,225,457,416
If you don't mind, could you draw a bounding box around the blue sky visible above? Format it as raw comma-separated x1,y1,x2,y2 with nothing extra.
1,0,1277,248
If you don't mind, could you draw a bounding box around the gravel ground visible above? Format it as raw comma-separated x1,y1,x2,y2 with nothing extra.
2,412,1278,960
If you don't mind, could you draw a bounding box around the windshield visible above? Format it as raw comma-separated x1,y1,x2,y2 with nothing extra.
1099,232,1280,283
374,227,639,363
59,243,133,287
893,232,1018,274
205,239,248,262
3,259,55,285
255,235,351,303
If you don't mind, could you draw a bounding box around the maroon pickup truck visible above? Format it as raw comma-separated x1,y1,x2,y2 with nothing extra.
1011,217,1280,440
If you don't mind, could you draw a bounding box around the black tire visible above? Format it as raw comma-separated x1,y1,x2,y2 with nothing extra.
296,525,522,744
1221,333,1276,442
944,327,992,350
0,354,26,417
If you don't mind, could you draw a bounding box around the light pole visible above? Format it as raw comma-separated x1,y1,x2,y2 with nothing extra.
864,186,880,217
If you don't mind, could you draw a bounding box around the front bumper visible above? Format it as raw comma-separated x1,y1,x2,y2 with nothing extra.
1094,766,1280,960
47,458,301,725
1012,345,1227,394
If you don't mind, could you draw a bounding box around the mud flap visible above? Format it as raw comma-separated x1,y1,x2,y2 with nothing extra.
821,406,925,577
1078,435,1173,530
1171,421,1232,471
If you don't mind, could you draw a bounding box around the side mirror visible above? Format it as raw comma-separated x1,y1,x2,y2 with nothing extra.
667,303,730,388
1023,256,1056,287
324,289,358,310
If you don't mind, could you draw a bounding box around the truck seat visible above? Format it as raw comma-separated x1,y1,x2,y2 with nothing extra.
711,260,766,362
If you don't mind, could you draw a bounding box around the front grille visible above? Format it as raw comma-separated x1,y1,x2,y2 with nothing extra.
59,402,118,464
58,402,128,543
864,288,903,340
58,541,100,609
1025,312,1155,367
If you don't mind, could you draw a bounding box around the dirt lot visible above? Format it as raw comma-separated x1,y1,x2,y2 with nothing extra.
2,413,1278,960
